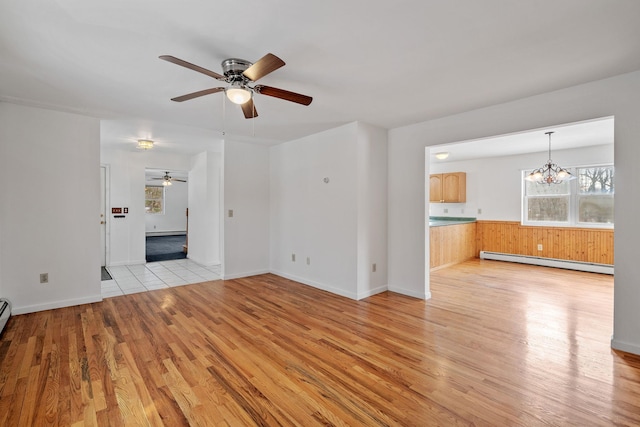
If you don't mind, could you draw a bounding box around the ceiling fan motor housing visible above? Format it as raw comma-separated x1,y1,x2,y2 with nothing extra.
221,58,253,80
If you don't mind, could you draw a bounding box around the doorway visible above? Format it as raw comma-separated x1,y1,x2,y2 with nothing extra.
425,117,614,283
145,169,189,263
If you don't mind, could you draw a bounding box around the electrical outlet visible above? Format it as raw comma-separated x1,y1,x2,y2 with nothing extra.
444,208,448,213
478,208,482,214
306,257,310,265
40,273,48,284
292,253,296,262
372,263,377,273
537,244,543,251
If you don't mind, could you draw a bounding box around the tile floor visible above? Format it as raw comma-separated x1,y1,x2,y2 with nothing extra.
101,259,221,298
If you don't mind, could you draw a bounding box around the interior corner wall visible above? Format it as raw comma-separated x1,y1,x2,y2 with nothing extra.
269,123,359,298
187,151,221,266
223,140,270,279
356,122,388,299
100,148,191,266
0,102,101,314
387,70,640,355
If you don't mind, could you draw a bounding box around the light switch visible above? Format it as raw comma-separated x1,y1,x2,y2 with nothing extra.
228,209,233,218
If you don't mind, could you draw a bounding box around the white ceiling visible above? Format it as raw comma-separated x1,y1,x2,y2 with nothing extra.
429,116,614,162
2,1,639,155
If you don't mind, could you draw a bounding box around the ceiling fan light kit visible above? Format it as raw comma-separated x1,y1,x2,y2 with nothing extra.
160,52,312,119
226,85,252,105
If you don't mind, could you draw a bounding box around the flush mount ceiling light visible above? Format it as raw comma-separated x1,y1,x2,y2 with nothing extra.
525,131,576,185
137,139,154,150
435,152,449,160
226,83,252,105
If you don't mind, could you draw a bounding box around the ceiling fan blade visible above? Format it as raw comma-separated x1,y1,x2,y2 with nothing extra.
243,53,285,82
254,85,312,106
159,55,226,80
172,178,187,182
170,87,225,102
241,98,259,119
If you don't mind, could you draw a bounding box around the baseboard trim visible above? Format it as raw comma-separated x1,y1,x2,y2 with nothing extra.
223,270,270,281
13,294,103,315
108,259,147,267
356,285,388,300
270,270,358,300
186,255,220,267
611,337,640,356
387,284,430,300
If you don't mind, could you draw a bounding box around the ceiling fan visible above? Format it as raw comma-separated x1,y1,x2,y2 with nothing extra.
159,52,313,119
151,171,187,186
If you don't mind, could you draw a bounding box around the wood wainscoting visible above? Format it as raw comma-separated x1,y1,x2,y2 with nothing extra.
475,220,614,265
430,222,477,270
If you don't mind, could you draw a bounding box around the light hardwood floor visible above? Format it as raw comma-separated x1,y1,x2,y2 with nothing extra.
1,259,639,426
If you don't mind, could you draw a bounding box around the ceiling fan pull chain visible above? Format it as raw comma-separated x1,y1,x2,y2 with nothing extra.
222,92,226,137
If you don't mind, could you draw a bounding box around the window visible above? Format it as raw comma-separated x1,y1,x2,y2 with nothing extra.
523,165,613,227
145,186,164,214
577,166,614,224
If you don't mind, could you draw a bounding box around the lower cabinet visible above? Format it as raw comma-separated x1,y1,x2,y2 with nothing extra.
429,222,477,270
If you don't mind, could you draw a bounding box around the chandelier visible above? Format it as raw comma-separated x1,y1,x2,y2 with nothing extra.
525,132,575,185
137,139,154,150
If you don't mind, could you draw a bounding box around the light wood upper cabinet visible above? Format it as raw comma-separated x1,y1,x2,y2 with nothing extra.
429,172,466,203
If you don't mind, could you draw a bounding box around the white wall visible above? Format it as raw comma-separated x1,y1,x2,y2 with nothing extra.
223,140,270,279
387,71,640,355
270,123,359,297
0,103,101,314
145,180,188,234
269,122,388,299
429,144,614,220
356,123,388,298
100,148,191,265
187,151,221,266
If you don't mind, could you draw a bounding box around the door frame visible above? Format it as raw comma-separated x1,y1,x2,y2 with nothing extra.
100,164,111,267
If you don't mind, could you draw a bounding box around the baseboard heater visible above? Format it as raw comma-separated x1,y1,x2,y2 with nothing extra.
479,251,614,275
146,231,187,237
0,298,11,336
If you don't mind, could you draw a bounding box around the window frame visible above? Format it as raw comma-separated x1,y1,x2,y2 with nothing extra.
522,163,614,229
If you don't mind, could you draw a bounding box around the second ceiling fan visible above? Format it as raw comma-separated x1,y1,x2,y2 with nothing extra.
151,171,187,186
160,53,313,119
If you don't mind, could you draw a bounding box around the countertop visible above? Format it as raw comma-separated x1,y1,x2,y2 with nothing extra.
428,216,477,227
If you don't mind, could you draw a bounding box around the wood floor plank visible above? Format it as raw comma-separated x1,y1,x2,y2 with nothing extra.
1,260,640,425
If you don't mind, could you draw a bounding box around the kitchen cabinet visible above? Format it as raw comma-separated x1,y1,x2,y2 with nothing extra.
429,172,466,203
